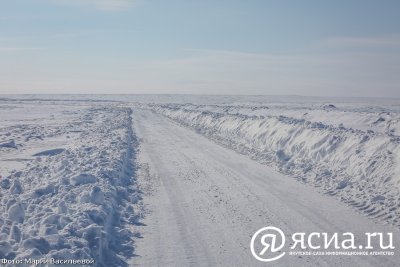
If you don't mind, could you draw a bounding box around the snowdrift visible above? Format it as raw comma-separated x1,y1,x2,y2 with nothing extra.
0,106,140,266
151,103,400,227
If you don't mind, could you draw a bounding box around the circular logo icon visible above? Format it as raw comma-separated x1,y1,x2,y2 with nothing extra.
250,226,286,262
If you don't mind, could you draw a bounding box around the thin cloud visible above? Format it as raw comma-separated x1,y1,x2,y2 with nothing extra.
322,36,400,47
0,47,43,52
180,48,344,66
52,0,134,11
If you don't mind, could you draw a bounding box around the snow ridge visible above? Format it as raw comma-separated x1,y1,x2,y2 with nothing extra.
0,106,140,266
151,103,400,227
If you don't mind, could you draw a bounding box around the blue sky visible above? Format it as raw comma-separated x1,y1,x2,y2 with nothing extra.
1,0,400,96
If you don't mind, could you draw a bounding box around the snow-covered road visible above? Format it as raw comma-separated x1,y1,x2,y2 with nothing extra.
131,109,400,267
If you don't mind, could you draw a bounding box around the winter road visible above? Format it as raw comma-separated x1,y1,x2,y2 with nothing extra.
130,109,400,267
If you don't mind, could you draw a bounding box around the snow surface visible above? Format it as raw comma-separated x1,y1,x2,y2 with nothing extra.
148,101,400,228
0,100,141,266
130,108,400,267
1,95,400,266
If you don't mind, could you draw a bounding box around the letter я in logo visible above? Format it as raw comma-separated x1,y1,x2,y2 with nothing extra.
250,226,286,262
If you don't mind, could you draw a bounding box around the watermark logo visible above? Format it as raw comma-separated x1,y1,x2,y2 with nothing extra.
250,226,395,262
250,226,286,262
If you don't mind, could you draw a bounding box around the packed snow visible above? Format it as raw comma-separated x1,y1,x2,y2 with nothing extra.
130,108,400,267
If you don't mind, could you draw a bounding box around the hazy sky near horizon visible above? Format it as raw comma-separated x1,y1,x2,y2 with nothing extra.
1,0,400,97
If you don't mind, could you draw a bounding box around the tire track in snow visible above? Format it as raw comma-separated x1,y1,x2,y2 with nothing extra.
131,109,400,267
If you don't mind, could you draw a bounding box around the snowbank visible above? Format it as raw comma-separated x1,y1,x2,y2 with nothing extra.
151,103,400,227
0,106,139,266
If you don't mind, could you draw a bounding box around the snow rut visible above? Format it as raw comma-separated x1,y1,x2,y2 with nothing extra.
150,103,400,228
0,106,140,266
